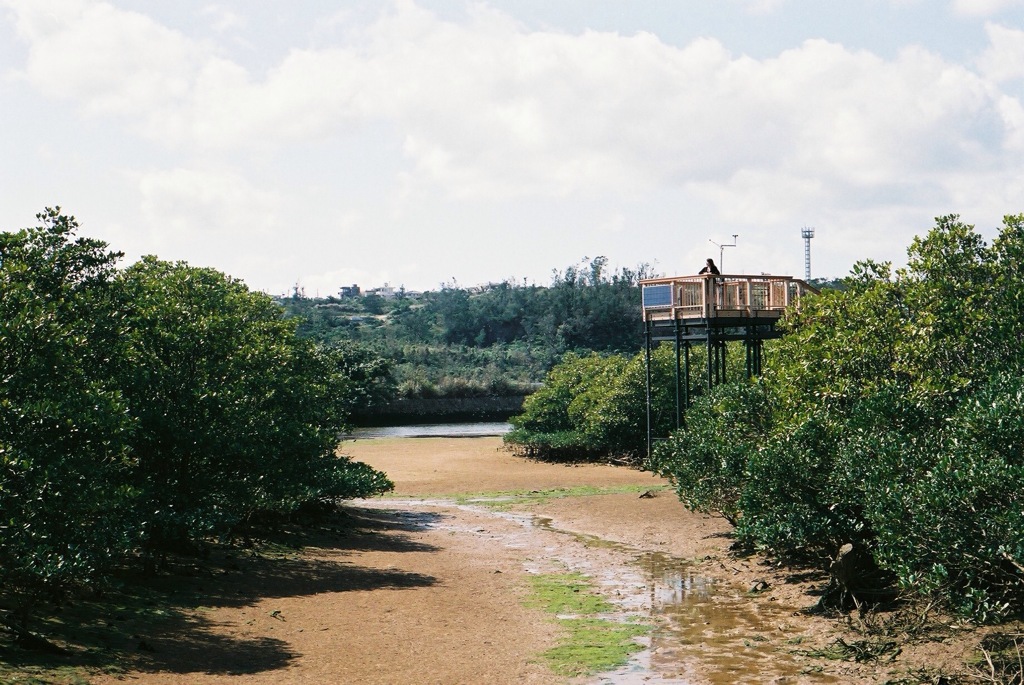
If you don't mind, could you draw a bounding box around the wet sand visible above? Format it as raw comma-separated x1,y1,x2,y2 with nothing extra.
88,437,972,684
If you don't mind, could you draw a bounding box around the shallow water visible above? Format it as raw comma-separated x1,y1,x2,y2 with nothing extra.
371,498,832,684
347,421,511,439
532,517,835,684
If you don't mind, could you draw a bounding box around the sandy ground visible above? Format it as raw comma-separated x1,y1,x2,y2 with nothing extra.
89,437,979,685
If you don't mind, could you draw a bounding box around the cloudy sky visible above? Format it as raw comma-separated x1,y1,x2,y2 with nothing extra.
2,1,1023,295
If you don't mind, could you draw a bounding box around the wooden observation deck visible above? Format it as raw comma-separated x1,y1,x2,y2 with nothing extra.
641,273,816,333
640,273,818,456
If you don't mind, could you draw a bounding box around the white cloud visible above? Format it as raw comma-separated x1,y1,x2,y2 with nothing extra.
6,0,202,117
735,0,788,15
4,0,1024,286
687,170,825,226
137,167,280,242
201,4,244,34
8,1,1017,205
951,0,1024,16
977,22,1024,82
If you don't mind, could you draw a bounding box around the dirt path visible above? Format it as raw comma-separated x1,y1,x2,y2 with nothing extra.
90,437,971,684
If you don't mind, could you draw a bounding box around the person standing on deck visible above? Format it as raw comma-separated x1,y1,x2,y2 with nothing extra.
699,258,720,275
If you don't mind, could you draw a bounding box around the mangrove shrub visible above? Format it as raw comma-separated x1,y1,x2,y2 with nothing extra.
654,214,1024,620
0,209,393,614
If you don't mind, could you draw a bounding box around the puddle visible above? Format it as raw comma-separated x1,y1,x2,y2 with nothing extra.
364,499,836,684
532,517,838,685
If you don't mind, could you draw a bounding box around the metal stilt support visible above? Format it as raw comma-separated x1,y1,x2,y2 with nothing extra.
645,323,653,461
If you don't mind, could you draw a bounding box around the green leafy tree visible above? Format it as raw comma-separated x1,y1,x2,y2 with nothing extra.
506,352,613,459
506,345,682,462
0,209,136,625
650,380,771,524
987,213,1024,370
655,214,1024,619
362,292,386,315
0,209,395,634
862,374,1024,621
899,214,994,399
118,258,393,553
280,257,656,403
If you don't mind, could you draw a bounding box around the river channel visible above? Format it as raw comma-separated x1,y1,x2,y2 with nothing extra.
361,497,831,685
348,421,511,439
345,432,846,683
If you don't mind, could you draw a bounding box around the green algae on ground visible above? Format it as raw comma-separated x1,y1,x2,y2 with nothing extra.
541,618,650,676
526,571,616,615
382,484,669,508
525,572,650,676
0,665,95,685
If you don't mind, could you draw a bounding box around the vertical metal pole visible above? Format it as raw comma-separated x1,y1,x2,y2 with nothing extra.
712,339,720,386
745,326,753,378
683,341,691,411
645,322,653,461
674,320,682,429
706,330,714,391
745,337,751,378
716,339,724,384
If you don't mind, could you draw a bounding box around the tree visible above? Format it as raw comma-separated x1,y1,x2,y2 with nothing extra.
650,214,1024,619
118,257,393,553
0,209,136,625
279,257,657,404
0,209,395,633
505,345,681,462
650,381,771,524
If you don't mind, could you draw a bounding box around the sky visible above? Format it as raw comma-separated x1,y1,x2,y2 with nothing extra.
2,1,1023,295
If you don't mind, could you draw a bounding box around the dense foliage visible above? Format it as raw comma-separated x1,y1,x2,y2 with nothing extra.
279,256,653,399
647,380,771,525
505,345,706,463
0,210,392,622
0,210,136,614
653,214,1024,621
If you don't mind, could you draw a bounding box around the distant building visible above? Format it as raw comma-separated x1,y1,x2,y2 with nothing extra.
364,283,398,300
338,284,361,298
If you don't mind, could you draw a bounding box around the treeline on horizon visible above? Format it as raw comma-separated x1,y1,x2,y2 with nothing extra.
0,209,394,632
506,213,1024,624
279,256,657,401
279,258,842,403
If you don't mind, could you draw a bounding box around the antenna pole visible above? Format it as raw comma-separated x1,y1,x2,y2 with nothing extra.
801,227,815,280
708,234,738,273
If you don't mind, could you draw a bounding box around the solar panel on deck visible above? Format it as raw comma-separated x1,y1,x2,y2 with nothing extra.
642,284,673,308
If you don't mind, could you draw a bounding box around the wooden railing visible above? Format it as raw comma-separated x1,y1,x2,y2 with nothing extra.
640,274,818,321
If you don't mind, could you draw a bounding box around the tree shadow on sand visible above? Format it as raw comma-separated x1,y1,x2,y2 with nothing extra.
1,505,446,679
